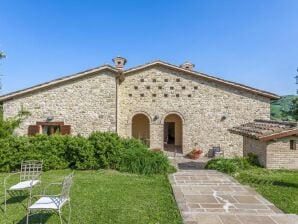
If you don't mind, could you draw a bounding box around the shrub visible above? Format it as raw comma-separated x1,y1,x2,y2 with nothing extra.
0,136,34,172
89,132,124,169
205,154,260,174
246,153,261,167
120,138,171,175
0,132,173,175
64,136,96,169
30,135,68,171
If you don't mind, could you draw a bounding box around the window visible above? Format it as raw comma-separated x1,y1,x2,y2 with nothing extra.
290,140,296,150
152,94,156,97
164,94,168,97
128,94,132,97
28,122,71,136
140,93,144,97
188,94,191,97
194,86,198,90
176,94,180,97
158,86,162,90
140,78,144,82
146,86,150,90
170,86,174,90
164,79,168,82
176,78,180,82
182,86,186,90
42,125,61,135
134,86,138,90
152,79,156,82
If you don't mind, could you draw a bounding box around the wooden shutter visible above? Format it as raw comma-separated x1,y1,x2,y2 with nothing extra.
28,125,40,136
61,125,71,135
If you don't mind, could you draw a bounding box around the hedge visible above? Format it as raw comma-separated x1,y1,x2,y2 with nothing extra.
205,153,261,174
0,132,172,175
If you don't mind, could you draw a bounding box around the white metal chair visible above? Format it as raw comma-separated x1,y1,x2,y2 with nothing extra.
26,172,74,224
4,160,43,213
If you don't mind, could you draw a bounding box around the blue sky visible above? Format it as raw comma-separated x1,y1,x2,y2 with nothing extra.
0,0,297,96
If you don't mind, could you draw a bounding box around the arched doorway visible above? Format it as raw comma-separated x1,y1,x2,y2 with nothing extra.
131,113,150,147
163,114,183,153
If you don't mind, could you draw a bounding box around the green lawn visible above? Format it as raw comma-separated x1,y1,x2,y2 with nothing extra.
234,168,298,214
0,170,182,224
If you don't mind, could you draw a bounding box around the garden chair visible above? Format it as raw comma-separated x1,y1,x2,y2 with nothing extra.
4,160,43,213
26,172,74,224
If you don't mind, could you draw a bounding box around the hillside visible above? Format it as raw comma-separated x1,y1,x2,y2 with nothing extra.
271,95,297,121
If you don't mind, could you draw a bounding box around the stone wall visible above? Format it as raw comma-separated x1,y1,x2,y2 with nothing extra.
266,138,298,169
118,65,271,157
243,137,267,167
3,71,117,136
3,63,272,158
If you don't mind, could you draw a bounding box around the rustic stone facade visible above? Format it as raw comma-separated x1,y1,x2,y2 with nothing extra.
243,137,298,169
3,71,117,136
1,60,277,157
243,137,267,167
118,65,270,156
267,139,298,169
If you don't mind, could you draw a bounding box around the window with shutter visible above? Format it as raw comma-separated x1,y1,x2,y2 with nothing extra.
28,122,71,136
28,125,41,136
61,125,71,135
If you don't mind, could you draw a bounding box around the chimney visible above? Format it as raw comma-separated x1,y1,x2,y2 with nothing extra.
112,56,127,70
180,62,195,70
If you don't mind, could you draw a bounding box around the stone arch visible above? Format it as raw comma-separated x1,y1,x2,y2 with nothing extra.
129,111,152,124
161,111,185,124
163,112,184,154
131,112,151,147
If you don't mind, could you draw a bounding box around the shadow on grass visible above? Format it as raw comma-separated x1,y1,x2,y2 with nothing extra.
178,161,207,170
240,175,298,188
16,213,52,224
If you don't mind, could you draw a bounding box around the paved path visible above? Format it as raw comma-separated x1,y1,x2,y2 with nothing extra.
169,170,298,224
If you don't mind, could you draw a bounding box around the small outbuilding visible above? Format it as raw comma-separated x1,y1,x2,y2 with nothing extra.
229,119,298,169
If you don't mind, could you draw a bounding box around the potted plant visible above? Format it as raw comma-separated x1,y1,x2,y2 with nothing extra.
188,148,203,159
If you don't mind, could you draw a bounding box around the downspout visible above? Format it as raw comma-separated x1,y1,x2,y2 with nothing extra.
115,70,125,134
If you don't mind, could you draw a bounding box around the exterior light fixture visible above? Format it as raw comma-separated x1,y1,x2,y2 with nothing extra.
46,116,54,121
153,115,159,121
220,116,227,121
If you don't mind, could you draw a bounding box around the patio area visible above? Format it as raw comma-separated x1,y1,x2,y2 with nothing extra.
169,170,298,224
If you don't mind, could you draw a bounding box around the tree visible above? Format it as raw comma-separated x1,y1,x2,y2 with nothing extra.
0,109,30,138
286,98,298,121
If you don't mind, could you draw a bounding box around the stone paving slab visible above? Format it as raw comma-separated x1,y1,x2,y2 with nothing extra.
169,170,298,224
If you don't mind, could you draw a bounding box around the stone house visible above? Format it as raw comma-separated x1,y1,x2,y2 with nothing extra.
0,57,280,157
230,120,298,169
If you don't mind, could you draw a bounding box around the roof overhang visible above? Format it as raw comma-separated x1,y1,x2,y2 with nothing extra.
229,119,298,142
259,129,298,141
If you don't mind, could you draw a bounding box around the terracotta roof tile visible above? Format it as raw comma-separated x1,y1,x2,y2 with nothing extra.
229,119,298,141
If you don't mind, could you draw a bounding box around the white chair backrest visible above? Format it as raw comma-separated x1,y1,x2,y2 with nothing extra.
20,160,43,181
60,172,74,201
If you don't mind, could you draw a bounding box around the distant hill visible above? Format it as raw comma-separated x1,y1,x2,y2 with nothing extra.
271,95,297,121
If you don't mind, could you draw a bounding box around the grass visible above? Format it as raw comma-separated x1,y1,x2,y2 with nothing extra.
0,170,182,224
233,168,298,214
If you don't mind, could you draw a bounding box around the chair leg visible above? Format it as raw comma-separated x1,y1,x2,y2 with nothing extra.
4,189,7,214
40,211,43,223
68,202,71,224
26,209,30,224
59,210,63,224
